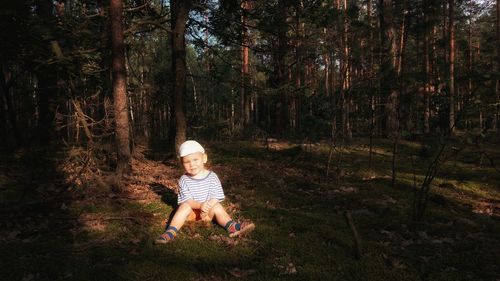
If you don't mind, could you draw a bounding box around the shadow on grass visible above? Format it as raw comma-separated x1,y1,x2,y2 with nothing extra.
0,144,80,281
150,182,178,228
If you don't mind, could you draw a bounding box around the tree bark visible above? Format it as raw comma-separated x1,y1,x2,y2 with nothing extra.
0,68,5,138
448,0,455,133
368,0,375,168
241,0,251,127
341,0,352,140
496,0,500,130
292,1,304,133
95,0,111,140
0,64,24,146
398,0,408,132
272,0,288,136
423,0,431,134
171,0,191,152
110,0,131,175
378,0,399,137
36,0,57,144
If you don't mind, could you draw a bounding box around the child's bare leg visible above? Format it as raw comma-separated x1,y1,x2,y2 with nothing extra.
209,203,255,237
208,202,232,226
155,203,192,244
169,202,193,230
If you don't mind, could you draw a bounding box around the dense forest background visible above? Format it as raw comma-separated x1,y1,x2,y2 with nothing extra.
1,0,499,157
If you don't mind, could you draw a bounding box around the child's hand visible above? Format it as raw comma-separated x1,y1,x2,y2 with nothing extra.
201,201,213,214
200,201,214,221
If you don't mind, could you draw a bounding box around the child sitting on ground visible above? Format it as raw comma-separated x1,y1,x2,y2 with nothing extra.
155,140,255,243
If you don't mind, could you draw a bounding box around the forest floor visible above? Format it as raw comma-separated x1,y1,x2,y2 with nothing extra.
0,136,499,281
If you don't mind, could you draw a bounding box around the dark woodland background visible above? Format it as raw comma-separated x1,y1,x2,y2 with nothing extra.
1,0,499,155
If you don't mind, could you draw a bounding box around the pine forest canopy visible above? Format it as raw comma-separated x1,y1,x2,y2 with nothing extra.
0,0,499,152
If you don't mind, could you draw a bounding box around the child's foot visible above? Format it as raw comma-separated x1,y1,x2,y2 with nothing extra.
226,221,255,238
154,226,178,244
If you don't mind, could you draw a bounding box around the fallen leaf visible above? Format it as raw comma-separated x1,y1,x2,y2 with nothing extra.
431,237,454,244
455,217,478,227
420,256,431,262
334,186,358,193
8,230,20,240
284,263,297,275
401,239,414,247
417,231,429,239
228,267,257,278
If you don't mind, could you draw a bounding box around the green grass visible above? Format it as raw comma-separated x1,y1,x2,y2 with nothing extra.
0,138,499,280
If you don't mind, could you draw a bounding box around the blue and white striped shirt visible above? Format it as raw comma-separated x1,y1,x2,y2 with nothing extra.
177,171,225,204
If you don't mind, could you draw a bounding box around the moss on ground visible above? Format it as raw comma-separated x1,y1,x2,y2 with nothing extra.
0,138,499,280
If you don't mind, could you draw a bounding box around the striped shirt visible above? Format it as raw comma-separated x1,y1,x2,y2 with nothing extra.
177,171,225,204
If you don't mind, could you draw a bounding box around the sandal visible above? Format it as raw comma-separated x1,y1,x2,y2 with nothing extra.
155,226,178,244
229,221,255,238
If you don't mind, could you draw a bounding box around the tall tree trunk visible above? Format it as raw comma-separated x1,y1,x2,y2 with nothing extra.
110,0,131,174
273,0,288,136
96,0,111,138
36,0,57,144
292,1,304,133
0,68,6,139
432,25,438,131
341,0,352,140
367,0,375,168
170,0,191,152
396,0,407,78
398,0,408,132
448,0,455,133
378,0,399,137
423,0,431,134
0,64,24,146
495,0,500,130
241,0,251,127
467,19,473,105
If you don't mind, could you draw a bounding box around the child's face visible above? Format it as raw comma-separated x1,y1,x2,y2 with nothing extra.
181,152,208,177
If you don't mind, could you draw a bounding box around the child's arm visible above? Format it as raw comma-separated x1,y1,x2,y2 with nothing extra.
207,173,225,202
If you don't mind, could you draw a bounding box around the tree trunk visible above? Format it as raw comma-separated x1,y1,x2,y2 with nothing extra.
110,0,131,175
36,0,57,144
273,0,288,136
378,0,399,137
241,0,251,127
292,1,304,133
170,0,192,152
0,68,6,139
423,0,431,134
397,0,408,132
95,0,111,140
448,0,455,133
495,0,500,130
341,0,352,140
0,64,24,146
368,0,375,168
467,19,473,102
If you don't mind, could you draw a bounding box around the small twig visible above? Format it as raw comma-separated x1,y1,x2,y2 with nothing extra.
65,148,93,185
344,211,363,259
482,151,500,175
325,143,335,178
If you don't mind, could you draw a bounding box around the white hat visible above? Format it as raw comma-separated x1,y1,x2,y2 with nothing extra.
179,140,205,157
